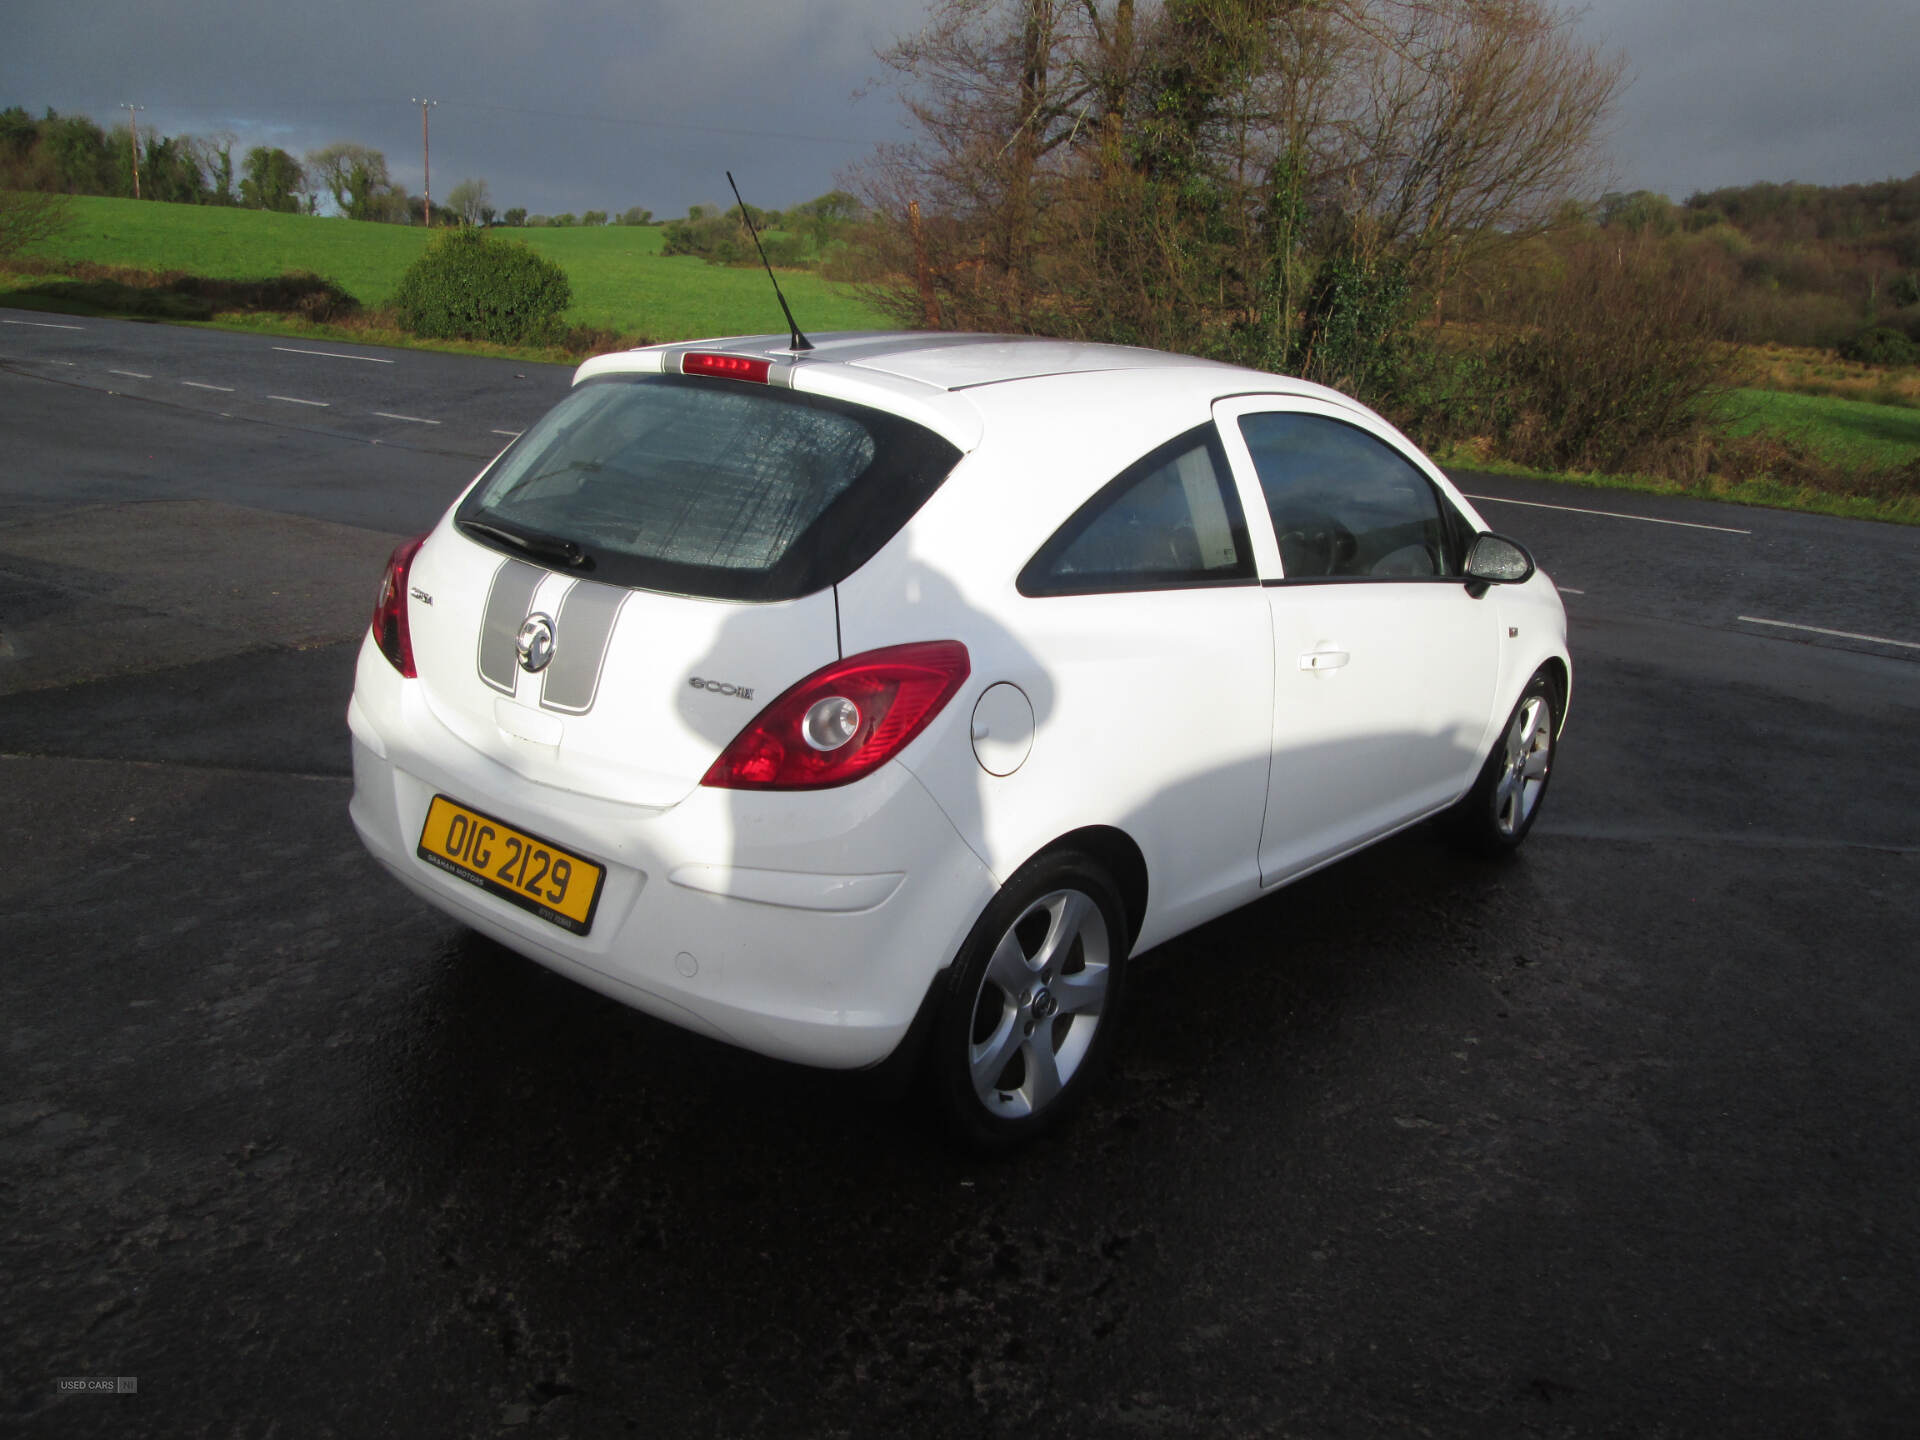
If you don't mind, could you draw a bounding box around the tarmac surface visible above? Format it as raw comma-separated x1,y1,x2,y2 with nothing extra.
4,314,1918,1437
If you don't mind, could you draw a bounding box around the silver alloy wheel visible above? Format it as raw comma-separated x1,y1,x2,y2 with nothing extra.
966,887,1111,1119
1493,694,1553,837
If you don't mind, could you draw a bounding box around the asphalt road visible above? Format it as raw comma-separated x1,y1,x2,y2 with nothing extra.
4,314,1918,1438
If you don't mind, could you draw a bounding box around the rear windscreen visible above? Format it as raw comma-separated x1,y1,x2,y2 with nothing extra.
459,374,963,601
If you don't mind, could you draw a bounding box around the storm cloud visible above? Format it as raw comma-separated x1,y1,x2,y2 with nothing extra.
5,0,1915,218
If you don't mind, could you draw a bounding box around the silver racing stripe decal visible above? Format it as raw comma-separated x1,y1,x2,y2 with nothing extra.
477,559,545,694
540,580,628,714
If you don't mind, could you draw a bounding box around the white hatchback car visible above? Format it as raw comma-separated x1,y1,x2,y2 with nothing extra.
348,331,1567,1145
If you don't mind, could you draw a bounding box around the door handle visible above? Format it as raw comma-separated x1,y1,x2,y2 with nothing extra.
1299,648,1350,672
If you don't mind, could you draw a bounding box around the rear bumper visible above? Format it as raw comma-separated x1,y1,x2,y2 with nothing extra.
347,636,996,1069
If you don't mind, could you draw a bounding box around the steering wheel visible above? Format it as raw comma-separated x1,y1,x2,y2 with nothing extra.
1278,514,1359,577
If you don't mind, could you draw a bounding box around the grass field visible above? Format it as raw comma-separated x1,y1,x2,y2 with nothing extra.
13,195,888,340
1742,343,1920,410
1722,388,1920,469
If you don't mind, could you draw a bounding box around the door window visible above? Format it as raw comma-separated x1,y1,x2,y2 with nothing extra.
1237,413,1461,581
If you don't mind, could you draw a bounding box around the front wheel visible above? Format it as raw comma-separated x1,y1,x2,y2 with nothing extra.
1449,668,1560,853
927,851,1129,1151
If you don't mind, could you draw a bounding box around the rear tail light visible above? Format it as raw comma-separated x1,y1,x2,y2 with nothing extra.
702,641,971,790
371,534,428,677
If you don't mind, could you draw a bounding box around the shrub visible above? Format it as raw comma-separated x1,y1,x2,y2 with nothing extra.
659,205,804,267
661,208,750,264
0,187,70,259
1724,288,1858,348
391,227,571,345
758,233,807,268
1463,238,1737,477
1837,326,1918,366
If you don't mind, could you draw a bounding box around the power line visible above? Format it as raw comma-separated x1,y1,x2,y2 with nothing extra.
448,97,866,147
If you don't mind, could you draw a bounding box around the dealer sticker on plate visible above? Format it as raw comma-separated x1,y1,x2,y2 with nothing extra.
416,796,604,935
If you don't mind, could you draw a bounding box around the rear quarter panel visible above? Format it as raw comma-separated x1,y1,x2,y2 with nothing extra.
838,373,1280,952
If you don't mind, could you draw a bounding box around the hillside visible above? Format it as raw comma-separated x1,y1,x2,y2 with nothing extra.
12,195,889,340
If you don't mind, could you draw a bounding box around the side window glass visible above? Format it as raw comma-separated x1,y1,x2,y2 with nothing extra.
1018,426,1255,596
1237,412,1457,580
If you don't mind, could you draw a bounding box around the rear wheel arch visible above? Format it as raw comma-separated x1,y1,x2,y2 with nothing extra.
1021,825,1148,953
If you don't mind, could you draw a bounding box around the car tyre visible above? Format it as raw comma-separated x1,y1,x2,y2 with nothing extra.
928,850,1129,1152
1449,667,1560,854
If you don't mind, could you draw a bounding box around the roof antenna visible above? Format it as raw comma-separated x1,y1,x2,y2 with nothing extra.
727,170,814,352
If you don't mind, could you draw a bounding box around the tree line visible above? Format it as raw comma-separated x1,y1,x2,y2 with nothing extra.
1,104,872,263
0,104,634,228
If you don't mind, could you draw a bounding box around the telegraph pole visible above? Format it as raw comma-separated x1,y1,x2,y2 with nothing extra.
121,103,145,199
411,97,438,227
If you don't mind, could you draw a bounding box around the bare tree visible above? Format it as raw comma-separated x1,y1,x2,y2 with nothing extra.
306,143,394,220
855,0,1623,359
446,177,490,226
1319,0,1624,281
185,132,239,205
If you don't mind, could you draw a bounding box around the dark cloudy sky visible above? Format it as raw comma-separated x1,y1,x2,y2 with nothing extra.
6,1,1916,218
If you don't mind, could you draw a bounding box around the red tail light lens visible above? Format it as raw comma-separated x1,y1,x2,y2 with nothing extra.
681,352,772,383
371,534,427,677
701,641,971,790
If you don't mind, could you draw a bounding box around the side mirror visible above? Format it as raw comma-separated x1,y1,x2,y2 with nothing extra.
1464,533,1535,596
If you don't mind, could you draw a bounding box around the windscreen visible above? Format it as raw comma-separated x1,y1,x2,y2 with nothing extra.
459,374,962,601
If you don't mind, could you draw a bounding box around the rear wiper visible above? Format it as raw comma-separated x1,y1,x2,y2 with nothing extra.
458,517,594,571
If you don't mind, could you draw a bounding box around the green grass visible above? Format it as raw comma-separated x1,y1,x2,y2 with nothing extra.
27,195,428,304
507,224,883,337
1722,387,1920,469
14,194,888,339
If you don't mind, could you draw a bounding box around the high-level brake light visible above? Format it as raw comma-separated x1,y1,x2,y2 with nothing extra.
681,352,771,383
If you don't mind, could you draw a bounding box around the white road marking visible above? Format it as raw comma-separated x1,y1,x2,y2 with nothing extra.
3,318,84,330
1737,616,1920,651
268,394,330,407
491,428,523,437
109,369,151,379
1558,587,1586,595
373,411,441,425
182,380,235,392
273,346,393,364
1464,493,1751,536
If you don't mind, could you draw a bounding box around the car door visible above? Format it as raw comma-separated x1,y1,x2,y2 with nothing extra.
1212,397,1502,885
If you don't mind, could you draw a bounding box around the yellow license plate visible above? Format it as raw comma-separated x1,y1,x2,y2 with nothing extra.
416,796,605,935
